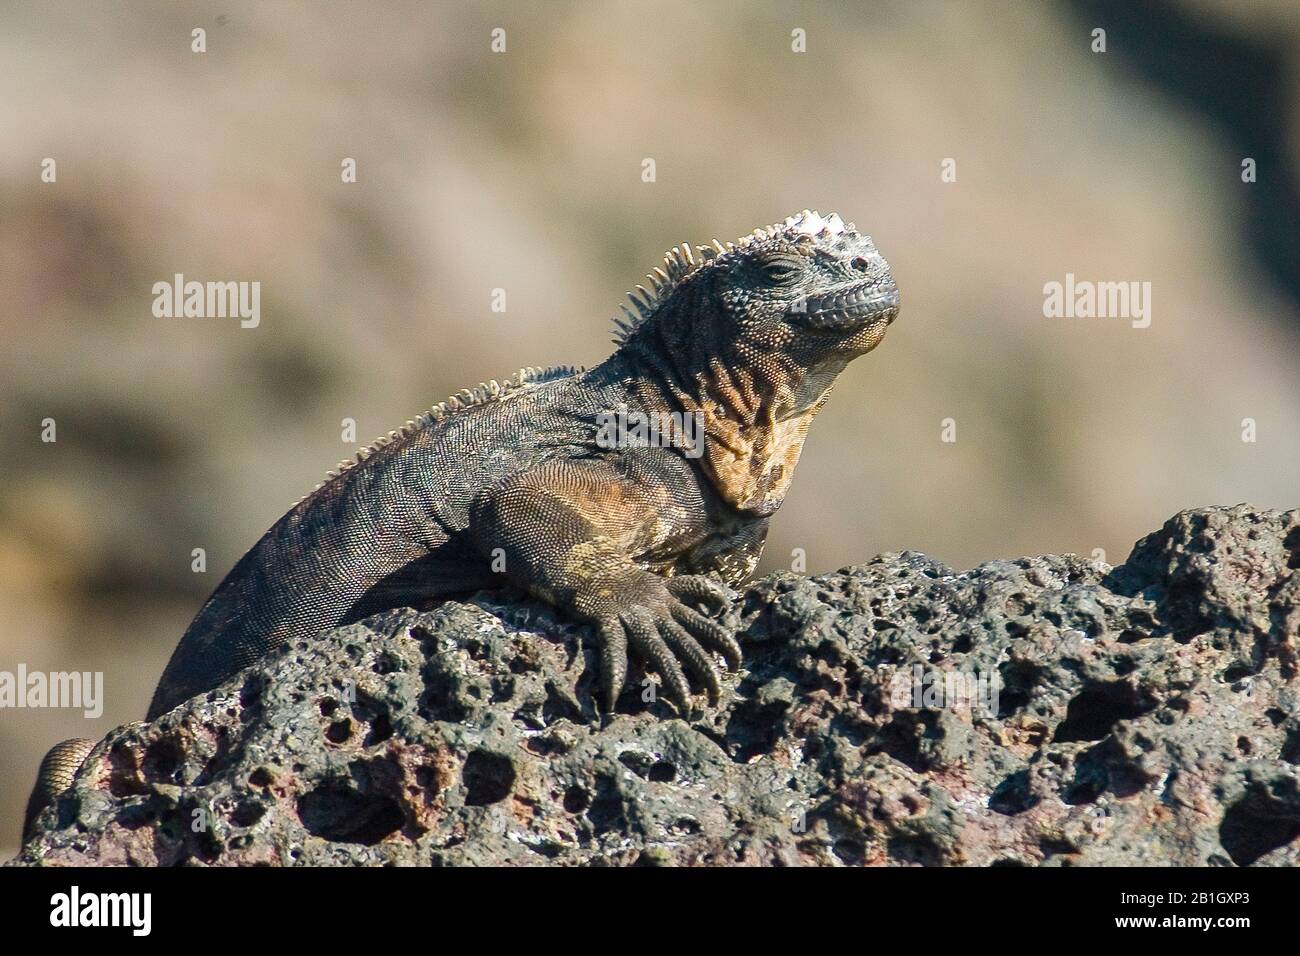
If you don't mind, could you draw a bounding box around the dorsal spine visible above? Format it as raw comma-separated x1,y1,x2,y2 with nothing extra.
300,364,582,501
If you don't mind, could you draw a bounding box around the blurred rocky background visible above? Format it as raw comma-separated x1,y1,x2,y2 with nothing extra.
0,0,1297,856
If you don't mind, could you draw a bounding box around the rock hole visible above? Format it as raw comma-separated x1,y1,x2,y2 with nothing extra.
996,659,1042,718
462,750,515,806
231,799,265,827
297,782,403,845
1053,681,1155,743
364,711,393,745
414,765,444,795
832,838,865,865
1219,796,1300,866
887,833,943,866
1222,663,1252,683
1064,737,1149,803
727,698,787,763
562,785,590,814
248,767,273,788
540,684,583,724
142,738,183,782
325,719,353,744
587,776,625,833
1039,837,1078,857
1280,730,1300,764
1283,526,1300,570
1061,777,1103,805
989,770,1038,815
525,734,571,757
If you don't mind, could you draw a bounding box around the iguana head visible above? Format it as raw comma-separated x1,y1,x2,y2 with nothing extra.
615,209,898,358
613,210,899,515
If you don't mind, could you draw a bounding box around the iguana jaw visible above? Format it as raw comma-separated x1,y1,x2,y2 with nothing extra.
792,282,900,333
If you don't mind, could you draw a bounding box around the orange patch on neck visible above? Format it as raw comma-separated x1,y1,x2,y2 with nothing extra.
700,407,817,515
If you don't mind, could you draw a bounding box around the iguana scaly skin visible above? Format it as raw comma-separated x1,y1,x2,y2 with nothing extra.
23,210,898,839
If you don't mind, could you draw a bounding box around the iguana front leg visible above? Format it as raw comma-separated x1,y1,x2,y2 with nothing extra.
469,460,742,713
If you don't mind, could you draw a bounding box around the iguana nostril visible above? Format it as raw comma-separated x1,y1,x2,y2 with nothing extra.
851,256,869,271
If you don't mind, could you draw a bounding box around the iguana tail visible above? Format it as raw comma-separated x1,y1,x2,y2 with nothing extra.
23,737,96,841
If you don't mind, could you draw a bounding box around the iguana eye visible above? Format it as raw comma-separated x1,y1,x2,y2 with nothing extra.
762,257,802,285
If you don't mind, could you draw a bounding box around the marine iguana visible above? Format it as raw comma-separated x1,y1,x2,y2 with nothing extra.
23,210,899,839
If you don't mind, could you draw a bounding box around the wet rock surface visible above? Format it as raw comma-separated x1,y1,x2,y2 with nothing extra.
12,505,1300,866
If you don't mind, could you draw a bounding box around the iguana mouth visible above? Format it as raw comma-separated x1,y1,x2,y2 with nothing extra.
793,283,900,332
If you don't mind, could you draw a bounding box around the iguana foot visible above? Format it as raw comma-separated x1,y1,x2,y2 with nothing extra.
593,573,742,715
